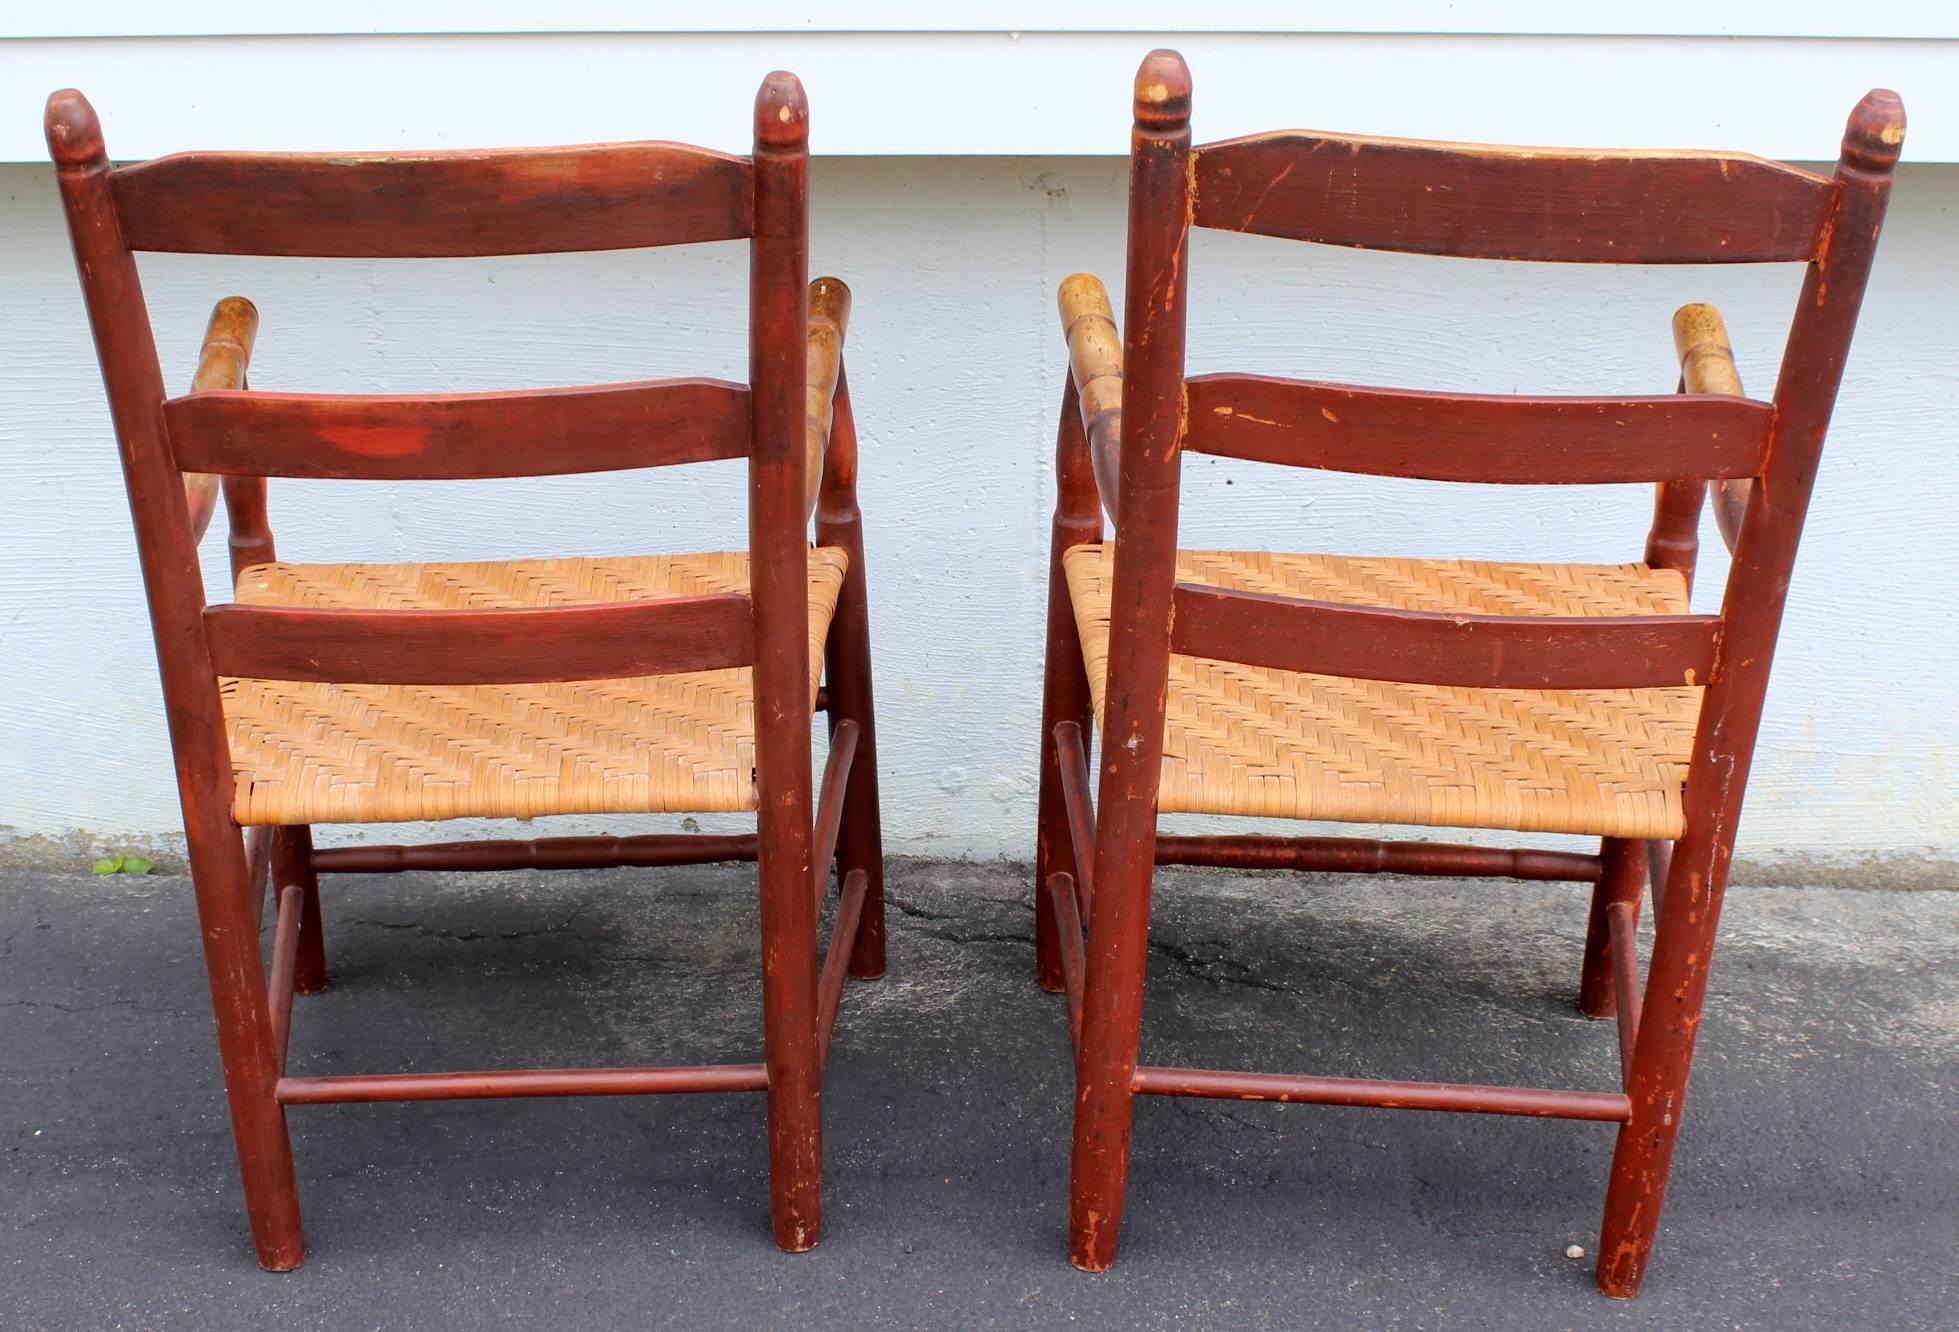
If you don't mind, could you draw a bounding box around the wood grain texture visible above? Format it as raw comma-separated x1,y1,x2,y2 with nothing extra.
165,379,750,479
1194,132,1834,263
1185,373,1772,483
204,593,753,685
1170,582,1720,690
112,142,753,257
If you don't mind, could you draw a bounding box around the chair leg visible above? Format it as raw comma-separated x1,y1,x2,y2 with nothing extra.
1036,541,1096,994
1595,836,1732,1297
186,819,305,1270
824,545,886,981
271,826,327,995
1067,822,1156,1271
755,756,823,1252
1579,838,1644,1018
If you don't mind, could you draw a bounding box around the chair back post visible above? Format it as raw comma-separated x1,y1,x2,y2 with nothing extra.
1071,50,1192,1264
746,69,824,1251
1601,89,1904,1297
1090,49,1191,939
45,91,249,882
45,87,295,1266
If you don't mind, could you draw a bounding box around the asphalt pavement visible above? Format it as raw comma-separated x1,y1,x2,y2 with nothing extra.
2,859,1953,1328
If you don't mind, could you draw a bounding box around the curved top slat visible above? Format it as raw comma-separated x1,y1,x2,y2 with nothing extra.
1193,131,1834,263
111,141,753,256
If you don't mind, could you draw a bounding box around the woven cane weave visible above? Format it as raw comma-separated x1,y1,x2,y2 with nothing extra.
1063,547,1703,839
221,549,847,826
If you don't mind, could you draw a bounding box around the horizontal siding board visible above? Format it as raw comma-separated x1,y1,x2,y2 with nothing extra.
4,32,1951,160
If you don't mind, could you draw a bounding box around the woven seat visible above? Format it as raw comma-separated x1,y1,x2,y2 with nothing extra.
1063,546,1702,839
222,549,847,825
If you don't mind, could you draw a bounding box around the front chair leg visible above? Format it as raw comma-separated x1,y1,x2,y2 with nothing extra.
1595,834,1733,1296
1035,382,1102,993
823,534,886,981
1035,574,1095,993
271,826,327,994
1579,838,1644,1018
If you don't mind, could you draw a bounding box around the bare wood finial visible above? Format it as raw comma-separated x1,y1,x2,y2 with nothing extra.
1058,274,1123,513
805,277,852,516
183,297,261,543
1672,303,1750,552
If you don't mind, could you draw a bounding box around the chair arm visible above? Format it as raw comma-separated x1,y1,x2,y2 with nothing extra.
805,277,851,519
1672,303,1749,553
183,296,259,542
1057,273,1123,516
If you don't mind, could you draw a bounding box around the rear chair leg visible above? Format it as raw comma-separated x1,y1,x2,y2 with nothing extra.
272,826,327,994
1579,838,1644,1018
1068,821,1155,1271
187,822,305,1270
754,726,823,1251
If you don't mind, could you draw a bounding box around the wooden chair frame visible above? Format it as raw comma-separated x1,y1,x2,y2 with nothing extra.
47,72,885,1269
1034,49,1902,1295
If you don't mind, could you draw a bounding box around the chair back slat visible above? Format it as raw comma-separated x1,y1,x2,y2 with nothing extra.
1170,584,1720,691
1185,373,1772,484
204,594,753,685
111,143,753,257
165,378,750,480
1193,133,1833,264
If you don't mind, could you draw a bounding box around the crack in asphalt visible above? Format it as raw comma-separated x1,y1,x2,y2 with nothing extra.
886,891,1037,948
1148,934,1294,995
1,996,192,1018
339,904,589,944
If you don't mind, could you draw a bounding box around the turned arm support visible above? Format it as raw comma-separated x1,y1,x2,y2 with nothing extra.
1057,273,1123,517
182,296,259,543
1673,303,1750,553
805,277,851,519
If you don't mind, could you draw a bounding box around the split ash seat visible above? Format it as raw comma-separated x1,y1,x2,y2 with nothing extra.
1034,49,1901,1297
49,72,884,1270
223,551,847,825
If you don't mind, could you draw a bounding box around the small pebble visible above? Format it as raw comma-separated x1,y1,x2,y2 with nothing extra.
1564,1244,1586,1260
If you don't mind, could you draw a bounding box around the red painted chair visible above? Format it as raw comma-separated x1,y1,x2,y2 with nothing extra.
47,71,884,1268
1035,49,1901,1295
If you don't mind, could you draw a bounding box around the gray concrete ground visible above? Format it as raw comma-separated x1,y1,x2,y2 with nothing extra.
1,860,1953,1329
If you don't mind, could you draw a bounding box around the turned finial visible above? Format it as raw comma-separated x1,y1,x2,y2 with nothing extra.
1133,50,1192,129
755,71,810,147
44,88,106,166
1841,89,1906,172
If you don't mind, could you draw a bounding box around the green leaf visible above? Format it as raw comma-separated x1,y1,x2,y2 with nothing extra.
92,856,123,876
122,856,155,875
